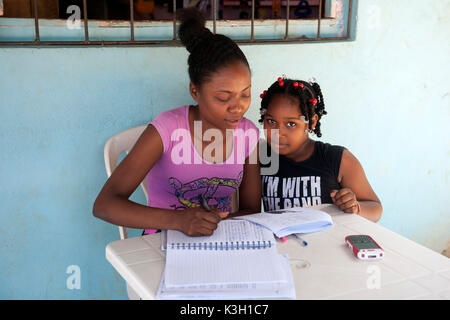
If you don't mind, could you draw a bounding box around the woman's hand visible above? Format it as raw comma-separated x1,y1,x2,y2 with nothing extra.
330,188,360,214
177,207,228,237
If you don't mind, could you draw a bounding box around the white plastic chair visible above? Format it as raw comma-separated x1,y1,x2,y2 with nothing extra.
104,125,148,240
104,125,148,300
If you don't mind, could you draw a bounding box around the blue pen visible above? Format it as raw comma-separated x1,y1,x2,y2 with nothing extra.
294,233,308,246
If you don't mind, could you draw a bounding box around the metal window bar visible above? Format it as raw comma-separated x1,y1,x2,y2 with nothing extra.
251,0,255,41
285,0,290,39
0,0,352,46
83,0,88,43
212,0,216,34
32,0,39,43
318,0,322,38
130,0,134,41
173,0,177,40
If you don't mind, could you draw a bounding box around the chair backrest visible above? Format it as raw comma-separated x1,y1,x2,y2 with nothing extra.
104,125,148,240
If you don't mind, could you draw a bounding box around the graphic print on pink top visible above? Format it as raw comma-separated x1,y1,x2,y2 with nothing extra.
145,105,259,223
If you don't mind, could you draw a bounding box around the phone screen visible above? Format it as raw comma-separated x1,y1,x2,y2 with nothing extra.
349,235,380,250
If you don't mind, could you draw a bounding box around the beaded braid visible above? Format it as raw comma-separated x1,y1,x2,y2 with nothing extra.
259,77,327,138
178,8,250,87
310,82,327,137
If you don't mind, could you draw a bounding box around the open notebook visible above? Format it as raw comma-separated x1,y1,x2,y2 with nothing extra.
234,206,333,238
162,219,292,294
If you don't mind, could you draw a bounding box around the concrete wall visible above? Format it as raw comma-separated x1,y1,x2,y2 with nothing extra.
0,0,448,299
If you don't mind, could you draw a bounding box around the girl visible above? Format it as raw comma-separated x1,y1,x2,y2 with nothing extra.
93,8,261,236
259,77,382,222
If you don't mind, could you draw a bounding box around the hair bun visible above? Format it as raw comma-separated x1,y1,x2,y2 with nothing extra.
178,8,213,53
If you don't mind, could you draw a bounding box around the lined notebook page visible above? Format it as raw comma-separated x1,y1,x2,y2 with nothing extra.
157,254,296,299
167,219,275,246
164,246,285,288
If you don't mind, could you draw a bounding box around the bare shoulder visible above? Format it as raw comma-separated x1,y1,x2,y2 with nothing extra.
101,124,164,197
338,148,364,182
122,124,164,172
342,148,360,163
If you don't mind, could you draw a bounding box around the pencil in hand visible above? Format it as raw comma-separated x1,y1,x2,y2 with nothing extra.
198,194,229,220
198,194,211,211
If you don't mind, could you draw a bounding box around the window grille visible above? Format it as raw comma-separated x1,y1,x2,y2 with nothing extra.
0,0,353,46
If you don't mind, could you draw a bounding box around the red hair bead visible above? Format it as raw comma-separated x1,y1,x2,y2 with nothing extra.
278,77,282,82
309,99,317,106
299,83,304,88
293,82,299,88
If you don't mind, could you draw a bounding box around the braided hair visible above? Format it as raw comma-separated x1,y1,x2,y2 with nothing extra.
259,78,327,138
178,8,250,87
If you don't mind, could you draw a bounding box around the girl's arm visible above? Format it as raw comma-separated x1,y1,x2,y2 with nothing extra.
332,149,383,222
228,142,262,218
93,125,226,236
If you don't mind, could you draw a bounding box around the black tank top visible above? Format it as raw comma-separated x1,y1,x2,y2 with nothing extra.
261,141,345,211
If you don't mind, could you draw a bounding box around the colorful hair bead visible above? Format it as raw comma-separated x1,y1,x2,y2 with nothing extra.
277,77,284,87
260,90,268,99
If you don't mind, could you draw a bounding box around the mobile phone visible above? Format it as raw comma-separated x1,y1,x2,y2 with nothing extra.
345,235,384,260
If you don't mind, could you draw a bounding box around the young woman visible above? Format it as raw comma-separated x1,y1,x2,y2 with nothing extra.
93,9,261,236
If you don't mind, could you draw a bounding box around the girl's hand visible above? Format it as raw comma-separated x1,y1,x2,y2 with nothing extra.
177,207,228,237
330,188,360,214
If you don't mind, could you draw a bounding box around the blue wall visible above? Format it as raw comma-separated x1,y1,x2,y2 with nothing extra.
0,0,449,299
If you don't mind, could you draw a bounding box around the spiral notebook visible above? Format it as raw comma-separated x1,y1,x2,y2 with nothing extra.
157,254,296,299
164,220,288,289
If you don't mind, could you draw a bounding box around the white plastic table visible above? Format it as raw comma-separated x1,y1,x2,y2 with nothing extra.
105,204,450,299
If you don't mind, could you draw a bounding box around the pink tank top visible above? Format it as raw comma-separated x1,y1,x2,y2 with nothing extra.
143,105,259,234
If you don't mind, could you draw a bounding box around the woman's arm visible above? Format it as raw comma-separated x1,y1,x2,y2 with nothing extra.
93,125,226,236
332,149,383,222
228,143,262,218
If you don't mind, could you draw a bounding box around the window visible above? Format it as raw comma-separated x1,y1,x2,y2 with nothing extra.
0,0,354,46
